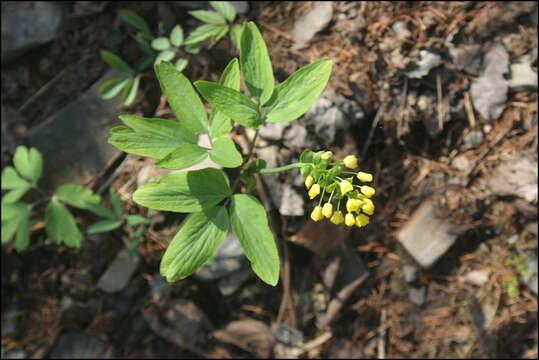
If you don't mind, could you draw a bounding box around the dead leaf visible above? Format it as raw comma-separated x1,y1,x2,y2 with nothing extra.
212,319,274,358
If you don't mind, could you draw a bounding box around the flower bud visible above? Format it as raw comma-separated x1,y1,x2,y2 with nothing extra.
346,198,360,212
356,213,370,227
330,210,344,225
305,175,314,189
322,203,333,218
310,206,323,222
362,198,374,215
308,184,321,199
357,171,373,183
345,212,355,227
343,155,358,169
360,185,375,198
321,151,333,160
340,180,353,195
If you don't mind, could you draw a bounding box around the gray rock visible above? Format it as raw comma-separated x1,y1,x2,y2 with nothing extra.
396,199,458,268
259,122,288,141
2,2,64,62
26,69,124,192
506,234,519,245
195,227,245,281
96,248,139,293
272,323,304,358
451,155,470,172
509,58,538,90
291,2,333,50
449,44,482,76
228,1,249,14
49,332,107,359
402,265,417,283
1,304,19,338
218,266,252,296
392,21,410,39
150,273,168,300
313,107,346,145
285,124,308,149
2,347,26,359
279,184,304,216
463,131,484,148
405,50,443,79
409,286,426,306
470,44,509,122
524,256,538,295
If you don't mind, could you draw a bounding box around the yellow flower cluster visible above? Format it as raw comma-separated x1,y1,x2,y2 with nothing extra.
305,152,375,228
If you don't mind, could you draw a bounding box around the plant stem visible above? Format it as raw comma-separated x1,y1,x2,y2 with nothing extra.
230,129,260,194
259,163,303,174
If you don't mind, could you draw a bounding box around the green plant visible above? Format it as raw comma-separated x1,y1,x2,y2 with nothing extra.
1,146,128,251
108,21,376,287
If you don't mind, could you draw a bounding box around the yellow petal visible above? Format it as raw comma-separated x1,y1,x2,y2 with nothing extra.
310,206,323,222
322,203,333,218
330,210,344,225
360,185,375,198
362,198,374,215
345,212,355,227
340,180,353,195
343,155,358,169
305,175,314,189
346,198,360,212
357,171,373,182
356,213,370,227
321,151,333,160
308,184,321,199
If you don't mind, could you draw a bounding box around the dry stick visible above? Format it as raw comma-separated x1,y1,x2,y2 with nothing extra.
259,21,294,41
360,104,385,160
464,91,476,128
464,121,513,188
436,70,443,132
377,308,387,359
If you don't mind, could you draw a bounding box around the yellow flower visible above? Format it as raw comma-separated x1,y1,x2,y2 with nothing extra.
357,171,373,183
310,206,323,222
343,155,358,169
360,185,375,198
305,175,314,189
362,198,374,215
321,151,333,160
346,198,361,212
330,210,344,225
356,213,370,227
340,180,353,195
308,184,321,199
322,203,333,218
345,212,355,227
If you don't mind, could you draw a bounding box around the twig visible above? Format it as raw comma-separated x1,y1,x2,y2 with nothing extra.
259,21,294,41
464,91,476,128
360,104,385,160
377,308,387,359
436,70,443,132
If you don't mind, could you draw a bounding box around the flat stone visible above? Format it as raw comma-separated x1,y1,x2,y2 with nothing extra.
2,2,64,62
402,264,417,283
509,61,538,90
409,286,426,306
218,266,252,296
26,69,124,192
449,44,482,76
291,2,333,50
96,248,139,293
259,122,288,141
49,332,107,359
463,131,484,148
405,50,443,79
396,199,458,268
279,184,304,216
451,155,470,172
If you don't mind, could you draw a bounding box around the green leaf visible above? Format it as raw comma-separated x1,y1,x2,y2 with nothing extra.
210,58,240,138
189,10,227,25
100,50,135,74
175,58,189,72
128,226,144,260
2,185,32,203
126,215,148,227
184,42,203,54
122,76,140,106
133,35,155,56
133,168,231,213
240,22,274,106
151,37,171,51
99,78,130,100
195,81,262,129
45,199,83,247
109,188,123,219
229,23,242,51
264,59,332,123
1,202,32,251
184,24,225,45
240,172,257,191
209,137,242,168
87,219,124,235
154,49,175,65
55,184,101,210
1,166,30,190
109,115,197,159
154,144,209,170
210,1,236,22
13,146,43,183
119,9,153,38
170,25,184,47
230,194,279,286
208,25,229,48
160,206,228,282
154,61,208,135
84,203,117,220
